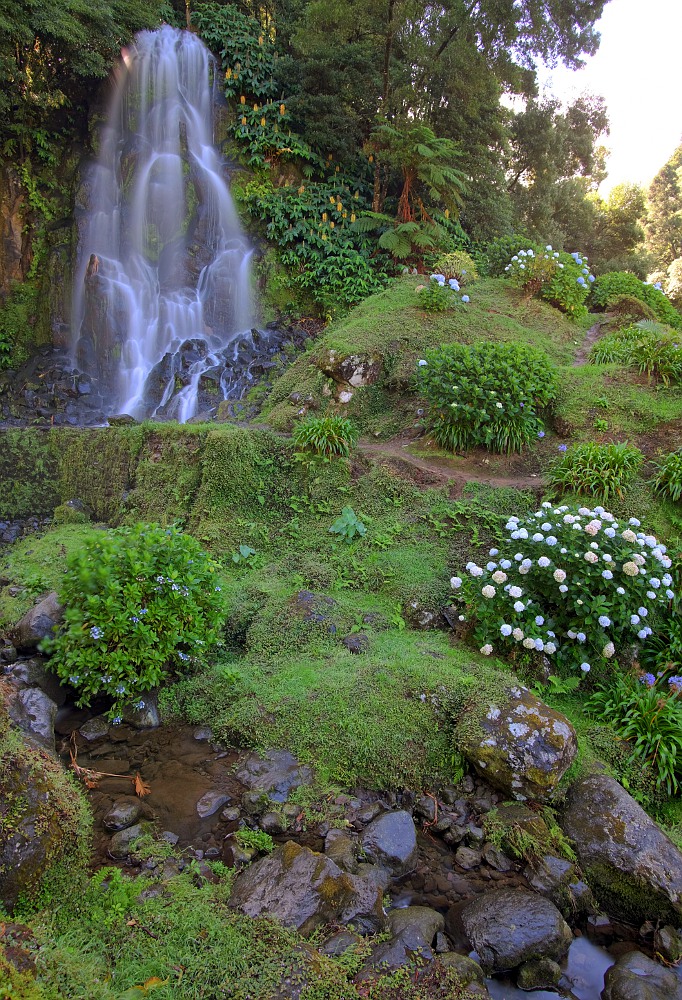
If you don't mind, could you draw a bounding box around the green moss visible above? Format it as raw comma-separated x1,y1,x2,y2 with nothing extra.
0,429,59,518
126,426,206,524
583,861,679,925
56,427,144,522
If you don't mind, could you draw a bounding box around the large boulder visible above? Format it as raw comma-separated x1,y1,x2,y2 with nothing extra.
562,774,682,923
235,750,313,803
0,692,91,913
359,810,418,874
456,684,577,802
602,951,682,1000
461,888,572,973
6,687,58,751
228,841,385,937
11,592,63,652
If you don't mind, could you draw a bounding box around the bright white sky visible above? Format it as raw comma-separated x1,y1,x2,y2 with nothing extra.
538,0,682,194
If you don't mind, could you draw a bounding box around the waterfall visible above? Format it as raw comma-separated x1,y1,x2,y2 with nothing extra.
72,25,258,421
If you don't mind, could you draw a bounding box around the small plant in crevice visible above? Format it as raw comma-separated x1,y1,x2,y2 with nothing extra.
234,829,274,854
450,501,675,678
42,524,224,720
415,342,558,454
292,414,358,462
329,506,367,544
548,441,643,503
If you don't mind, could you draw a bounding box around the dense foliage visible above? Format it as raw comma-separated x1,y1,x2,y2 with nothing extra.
415,342,558,453
548,442,643,502
43,524,224,718
292,415,358,462
590,322,682,385
506,246,594,318
591,272,682,329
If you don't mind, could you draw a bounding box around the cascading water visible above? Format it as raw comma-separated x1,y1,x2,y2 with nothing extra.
72,25,269,422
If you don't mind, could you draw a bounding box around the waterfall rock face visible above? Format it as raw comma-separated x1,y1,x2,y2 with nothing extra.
72,26,257,422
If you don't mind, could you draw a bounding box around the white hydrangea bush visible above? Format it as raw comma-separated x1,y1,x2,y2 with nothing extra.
450,502,675,675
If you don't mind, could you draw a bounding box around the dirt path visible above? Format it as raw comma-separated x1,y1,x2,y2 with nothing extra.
357,439,545,494
573,319,606,366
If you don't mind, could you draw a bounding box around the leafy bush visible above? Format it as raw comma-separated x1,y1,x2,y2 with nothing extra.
292,415,358,461
451,502,675,677
591,271,682,329
43,524,225,719
590,322,682,384
548,442,643,502
415,342,558,454
653,450,682,502
416,279,456,312
505,246,594,318
430,250,478,285
588,671,682,795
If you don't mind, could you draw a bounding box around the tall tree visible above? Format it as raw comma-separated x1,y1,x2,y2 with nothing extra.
645,145,682,269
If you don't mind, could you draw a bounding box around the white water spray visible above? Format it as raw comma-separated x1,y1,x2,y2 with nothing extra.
72,25,256,420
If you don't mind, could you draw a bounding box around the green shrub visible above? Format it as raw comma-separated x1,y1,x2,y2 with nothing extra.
590,322,682,384
43,524,225,719
591,272,682,329
451,501,675,678
329,506,366,543
292,415,358,462
415,342,558,454
430,249,478,285
416,279,456,312
548,442,643,502
653,450,682,502
588,671,682,795
505,246,593,318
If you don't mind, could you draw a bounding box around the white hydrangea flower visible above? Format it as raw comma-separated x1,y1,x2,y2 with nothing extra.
509,586,523,599
492,571,507,584
522,637,536,649
538,556,551,568
482,585,496,599
621,529,637,543
553,569,566,582
623,562,639,576
584,551,599,564
603,642,615,659
512,627,524,640
480,644,493,656
451,576,462,589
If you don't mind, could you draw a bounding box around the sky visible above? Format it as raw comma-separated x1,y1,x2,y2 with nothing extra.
538,0,682,194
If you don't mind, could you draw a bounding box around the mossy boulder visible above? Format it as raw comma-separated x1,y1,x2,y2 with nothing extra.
561,774,682,924
228,841,385,937
455,685,577,802
0,688,91,913
602,950,682,1000
317,349,382,388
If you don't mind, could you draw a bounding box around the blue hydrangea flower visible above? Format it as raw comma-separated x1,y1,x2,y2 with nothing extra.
461,295,470,303
500,624,512,636
598,615,611,627
90,626,103,640
576,632,586,642
537,430,545,438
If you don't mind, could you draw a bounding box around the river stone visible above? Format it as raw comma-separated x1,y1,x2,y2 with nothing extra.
235,750,313,803
461,888,572,972
79,716,110,741
103,797,143,831
359,810,418,874
12,592,64,651
228,841,385,937
456,684,577,802
517,957,562,990
108,823,145,859
121,690,160,730
602,950,682,1000
387,905,444,944
320,930,362,957
6,657,66,707
196,791,231,819
439,953,487,986
562,775,682,923
7,687,58,751
324,832,358,873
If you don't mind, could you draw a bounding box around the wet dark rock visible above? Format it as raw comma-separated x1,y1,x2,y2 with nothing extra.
260,811,285,835
455,846,482,870
235,750,313,803
562,775,682,923
5,656,66,707
193,726,213,741
228,841,385,937
108,414,138,426
439,952,487,987
602,950,682,1000
461,888,572,972
320,930,362,957
387,905,444,944
342,634,369,654
415,794,437,823
103,797,143,832
161,831,179,845
653,925,682,963
357,801,382,825
359,810,418,875
12,592,64,652
456,685,577,802
196,790,231,819
79,716,110,741
0,641,17,664
324,831,358,873
108,823,146,859
482,844,513,872
121,691,160,730
7,687,58,751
